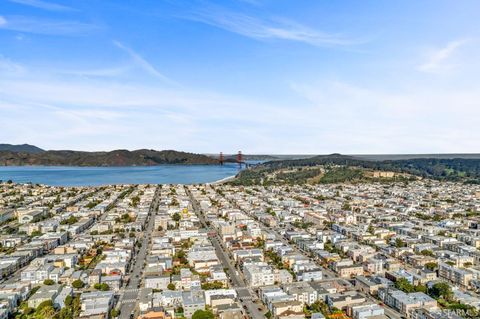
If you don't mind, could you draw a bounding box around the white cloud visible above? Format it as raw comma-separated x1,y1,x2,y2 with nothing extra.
0,16,99,36
55,66,132,78
113,40,178,86
289,80,480,153
1,51,479,154
2,63,479,154
0,16,7,26
0,55,310,152
8,0,74,12
186,8,357,47
419,39,468,73
0,56,25,74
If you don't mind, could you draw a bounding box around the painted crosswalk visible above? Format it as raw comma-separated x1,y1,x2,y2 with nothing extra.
123,288,139,293
240,295,254,301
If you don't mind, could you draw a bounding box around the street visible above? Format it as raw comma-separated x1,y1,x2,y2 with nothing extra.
118,187,160,319
186,187,266,319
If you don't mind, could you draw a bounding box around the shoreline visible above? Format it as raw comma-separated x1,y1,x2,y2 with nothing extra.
210,175,236,185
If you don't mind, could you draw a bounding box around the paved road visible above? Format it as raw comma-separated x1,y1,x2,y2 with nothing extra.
186,187,266,319
118,187,160,319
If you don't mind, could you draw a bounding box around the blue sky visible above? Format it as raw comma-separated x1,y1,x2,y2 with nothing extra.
1,0,479,154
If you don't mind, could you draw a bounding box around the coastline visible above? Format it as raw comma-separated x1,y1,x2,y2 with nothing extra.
210,175,236,185
0,165,240,187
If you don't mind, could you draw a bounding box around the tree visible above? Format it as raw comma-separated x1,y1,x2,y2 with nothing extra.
201,281,224,290
94,283,110,291
265,207,275,216
111,308,120,318
31,230,43,237
420,249,434,257
395,238,406,248
175,306,184,314
72,294,81,317
463,262,473,268
38,303,56,318
120,213,133,223
170,198,179,206
415,284,428,293
176,250,186,259
367,224,375,235
130,195,140,208
424,262,438,271
255,237,265,249
61,215,79,225
167,283,176,290
395,278,414,293
37,300,54,311
72,279,84,289
57,307,73,319
175,250,187,265
429,282,453,301
43,279,55,285
23,307,35,315
65,295,73,307
172,212,181,222
192,309,214,319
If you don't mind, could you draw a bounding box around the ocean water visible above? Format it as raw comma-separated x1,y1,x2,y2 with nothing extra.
0,164,244,186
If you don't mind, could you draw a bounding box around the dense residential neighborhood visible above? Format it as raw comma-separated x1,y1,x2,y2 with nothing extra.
0,179,480,319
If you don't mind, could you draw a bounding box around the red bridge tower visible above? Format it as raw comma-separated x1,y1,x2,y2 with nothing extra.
219,152,224,165
237,151,243,167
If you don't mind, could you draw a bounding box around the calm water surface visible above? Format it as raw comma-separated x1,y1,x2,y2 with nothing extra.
0,164,244,186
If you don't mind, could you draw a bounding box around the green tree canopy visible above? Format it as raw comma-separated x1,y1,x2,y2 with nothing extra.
424,262,438,271
394,278,414,293
37,300,54,311
111,308,120,318
65,295,73,307
72,279,84,289
43,279,55,285
395,238,406,248
429,282,453,301
420,249,434,257
94,283,110,291
172,212,181,222
192,309,214,319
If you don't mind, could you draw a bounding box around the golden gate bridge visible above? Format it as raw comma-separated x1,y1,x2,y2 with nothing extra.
218,151,248,168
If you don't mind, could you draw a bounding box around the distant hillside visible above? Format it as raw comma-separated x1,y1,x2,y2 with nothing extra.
353,153,480,161
0,149,218,166
224,154,280,161
231,154,480,185
0,144,44,153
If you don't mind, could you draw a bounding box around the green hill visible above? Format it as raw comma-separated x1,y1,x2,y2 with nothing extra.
0,149,218,166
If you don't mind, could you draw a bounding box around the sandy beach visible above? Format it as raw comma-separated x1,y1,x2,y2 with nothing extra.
210,175,237,185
